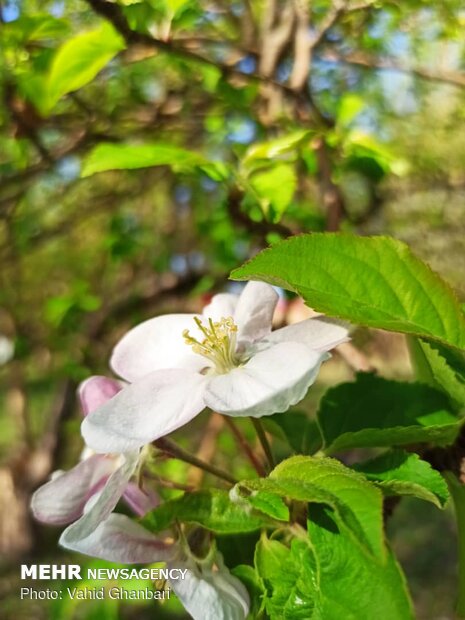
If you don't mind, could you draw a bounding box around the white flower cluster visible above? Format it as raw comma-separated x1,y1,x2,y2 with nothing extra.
31,282,349,619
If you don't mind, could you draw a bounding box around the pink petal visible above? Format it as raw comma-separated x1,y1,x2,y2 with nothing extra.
60,514,173,563
111,314,206,382
31,454,115,525
60,451,139,543
78,376,123,416
81,369,207,453
123,483,159,517
233,282,278,346
204,342,327,418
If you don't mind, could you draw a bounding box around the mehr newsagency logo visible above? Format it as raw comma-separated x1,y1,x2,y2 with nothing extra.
20,564,186,602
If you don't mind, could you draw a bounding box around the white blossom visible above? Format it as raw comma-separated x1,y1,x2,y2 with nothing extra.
82,282,349,453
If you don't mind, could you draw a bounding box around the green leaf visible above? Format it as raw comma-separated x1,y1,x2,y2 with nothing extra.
235,455,385,560
273,455,384,559
14,14,70,41
353,449,449,507
263,411,322,455
408,337,465,410
243,130,310,164
163,0,191,14
81,142,207,177
255,535,318,619
307,506,414,619
17,74,50,116
317,373,460,453
230,233,465,350
255,510,413,620
336,93,364,127
344,131,409,176
249,163,297,220
141,490,269,534
200,161,231,182
247,491,290,521
45,23,125,112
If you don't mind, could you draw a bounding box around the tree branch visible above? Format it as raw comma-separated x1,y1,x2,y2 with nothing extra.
154,437,237,484
320,49,465,88
310,1,378,51
84,0,328,126
310,1,347,50
289,0,311,92
86,0,279,89
258,0,295,78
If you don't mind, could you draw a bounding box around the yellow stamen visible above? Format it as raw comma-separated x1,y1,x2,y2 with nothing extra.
183,316,239,374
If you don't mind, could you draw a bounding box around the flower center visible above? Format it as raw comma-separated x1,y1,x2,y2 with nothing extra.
183,316,239,374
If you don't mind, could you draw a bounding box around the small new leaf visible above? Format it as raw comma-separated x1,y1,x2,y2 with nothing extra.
306,506,414,619
246,491,290,521
244,130,310,164
142,490,269,534
249,163,296,221
235,455,385,560
46,23,125,112
82,142,208,177
255,535,318,619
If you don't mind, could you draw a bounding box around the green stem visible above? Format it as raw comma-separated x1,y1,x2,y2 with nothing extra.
153,437,237,485
445,472,465,617
251,418,275,471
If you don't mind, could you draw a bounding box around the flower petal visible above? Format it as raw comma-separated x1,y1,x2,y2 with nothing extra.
123,483,159,517
78,376,123,416
204,342,327,418
31,454,116,525
60,451,139,543
203,293,238,322
111,314,205,382
170,554,249,620
233,282,278,345
264,317,350,352
60,513,173,563
82,369,206,453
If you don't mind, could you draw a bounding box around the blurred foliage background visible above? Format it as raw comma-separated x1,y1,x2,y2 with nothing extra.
0,0,465,618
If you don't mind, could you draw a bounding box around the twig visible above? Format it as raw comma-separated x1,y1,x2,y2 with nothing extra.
83,0,328,126
224,417,266,477
153,437,237,485
143,472,194,492
252,419,275,471
240,0,256,47
290,0,311,92
311,1,377,50
259,0,294,78
310,1,346,50
86,0,280,89
187,413,225,487
314,136,346,230
320,49,465,88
